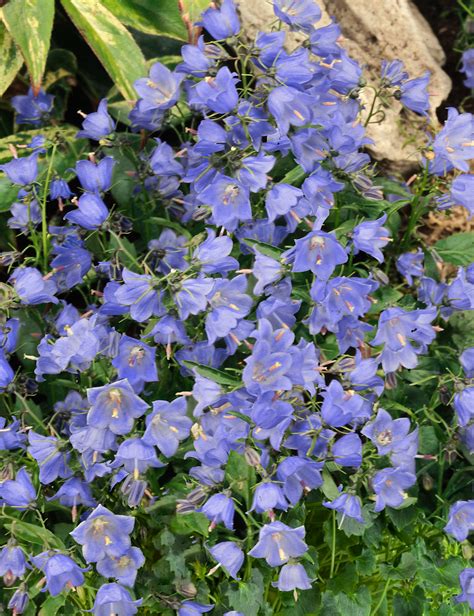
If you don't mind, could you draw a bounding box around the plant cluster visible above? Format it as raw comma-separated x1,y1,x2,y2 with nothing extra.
0,0,473,614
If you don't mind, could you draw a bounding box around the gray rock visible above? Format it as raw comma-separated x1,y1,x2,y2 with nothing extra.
237,0,452,172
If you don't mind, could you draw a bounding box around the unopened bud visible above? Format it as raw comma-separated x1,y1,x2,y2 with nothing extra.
244,448,261,467
421,474,434,491
177,580,197,599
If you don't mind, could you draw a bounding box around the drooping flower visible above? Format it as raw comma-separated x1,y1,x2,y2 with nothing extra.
208,541,244,579
273,563,312,591
31,552,87,596
142,397,192,457
91,583,142,616
248,521,308,566
444,501,474,542
77,99,116,140
0,468,36,510
96,547,145,587
372,467,416,512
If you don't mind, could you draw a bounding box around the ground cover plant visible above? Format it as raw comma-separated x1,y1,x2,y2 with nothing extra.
0,0,473,614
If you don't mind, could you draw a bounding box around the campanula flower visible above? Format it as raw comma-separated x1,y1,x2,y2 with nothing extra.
444,501,474,541
461,49,474,88
206,275,252,342
27,431,72,484
11,88,54,125
321,380,366,427
265,183,302,222
77,99,116,140
70,504,134,562
250,482,288,514
323,491,364,523
429,108,474,175
175,277,214,320
274,563,312,591
48,477,96,508
276,457,322,504
87,379,149,435
31,552,86,596
178,602,213,616
251,394,294,450
396,248,424,284
8,199,41,232
51,245,92,291
450,174,474,218
332,434,362,467
268,86,313,133
248,521,307,566
112,437,165,477
114,268,165,323
399,72,430,115
75,157,115,193
0,545,27,584
273,0,321,32
460,348,474,378
456,568,474,609
193,228,238,274
0,318,19,354
0,417,26,450
7,586,29,614
208,541,244,579
49,178,72,200
0,152,39,185
0,350,14,390
361,408,411,455
0,468,36,510
189,67,239,114
111,335,158,392
253,251,284,295
352,214,391,262
236,152,275,192
178,36,219,77
372,467,416,512
143,397,192,457
134,62,184,110
290,230,347,279
10,267,58,305
371,306,437,373
380,60,408,87
96,547,145,587
200,493,235,530
329,50,363,94
200,0,240,39
92,583,142,616
64,193,109,230
198,175,251,231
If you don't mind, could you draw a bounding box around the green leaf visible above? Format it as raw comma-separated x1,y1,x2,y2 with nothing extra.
101,0,188,40
60,0,147,100
0,22,23,96
5,520,65,550
170,512,209,537
1,0,54,93
38,595,66,616
433,232,474,266
321,468,340,500
226,569,265,616
181,0,210,25
242,238,284,260
392,591,425,616
182,361,242,387
0,175,18,212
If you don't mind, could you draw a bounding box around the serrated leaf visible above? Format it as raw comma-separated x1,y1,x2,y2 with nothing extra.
182,360,242,387
1,0,54,93
5,520,65,550
101,0,188,40
0,22,23,96
60,0,147,100
226,569,265,616
433,233,474,266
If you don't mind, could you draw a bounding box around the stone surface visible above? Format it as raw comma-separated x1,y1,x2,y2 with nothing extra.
237,0,452,172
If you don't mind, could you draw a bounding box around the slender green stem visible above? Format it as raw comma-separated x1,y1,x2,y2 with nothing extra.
371,578,390,615
329,509,336,578
41,143,57,271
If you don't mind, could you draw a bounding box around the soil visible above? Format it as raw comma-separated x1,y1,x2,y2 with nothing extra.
413,0,474,116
